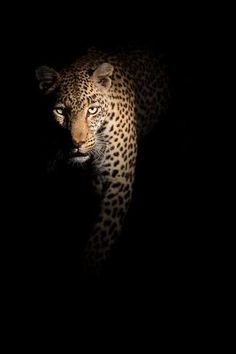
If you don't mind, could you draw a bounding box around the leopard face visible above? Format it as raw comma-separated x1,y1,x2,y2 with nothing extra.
53,88,109,164
36,62,114,163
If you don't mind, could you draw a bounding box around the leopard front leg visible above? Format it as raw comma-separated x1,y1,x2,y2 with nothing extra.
82,146,137,277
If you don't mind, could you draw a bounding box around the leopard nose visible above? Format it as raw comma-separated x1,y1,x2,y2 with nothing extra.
72,139,85,148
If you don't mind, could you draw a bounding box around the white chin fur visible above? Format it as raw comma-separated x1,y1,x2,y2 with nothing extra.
70,155,90,163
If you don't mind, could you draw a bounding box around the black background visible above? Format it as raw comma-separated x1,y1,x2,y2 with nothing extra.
6,4,209,300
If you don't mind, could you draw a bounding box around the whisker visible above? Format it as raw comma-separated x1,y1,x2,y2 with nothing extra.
91,137,106,166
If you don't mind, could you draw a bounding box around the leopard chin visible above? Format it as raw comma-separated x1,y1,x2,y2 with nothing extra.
70,155,90,163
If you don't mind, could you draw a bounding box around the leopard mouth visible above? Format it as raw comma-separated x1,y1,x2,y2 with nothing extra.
69,149,90,163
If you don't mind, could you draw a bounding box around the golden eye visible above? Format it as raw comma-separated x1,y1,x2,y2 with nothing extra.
88,106,99,115
54,107,64,116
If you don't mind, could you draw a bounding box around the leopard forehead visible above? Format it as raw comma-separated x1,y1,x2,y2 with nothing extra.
56,68,106,110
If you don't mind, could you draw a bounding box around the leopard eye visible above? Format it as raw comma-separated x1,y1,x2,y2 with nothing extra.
54,107,64,116
88,106,99,115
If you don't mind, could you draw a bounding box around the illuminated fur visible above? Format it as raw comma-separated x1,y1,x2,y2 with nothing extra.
36,48,170,277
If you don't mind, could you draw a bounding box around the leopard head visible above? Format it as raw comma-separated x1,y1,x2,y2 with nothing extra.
36,62,114,163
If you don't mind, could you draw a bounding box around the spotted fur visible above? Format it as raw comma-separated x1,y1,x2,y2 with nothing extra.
36,48,170,277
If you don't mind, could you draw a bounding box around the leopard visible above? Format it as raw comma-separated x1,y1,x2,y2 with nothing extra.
36,47,170,278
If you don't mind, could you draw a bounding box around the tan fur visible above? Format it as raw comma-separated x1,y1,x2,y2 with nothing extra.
36,48,170,277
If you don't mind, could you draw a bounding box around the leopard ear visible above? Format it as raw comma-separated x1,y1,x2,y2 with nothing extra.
35,66,59,94
92,63,114,91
